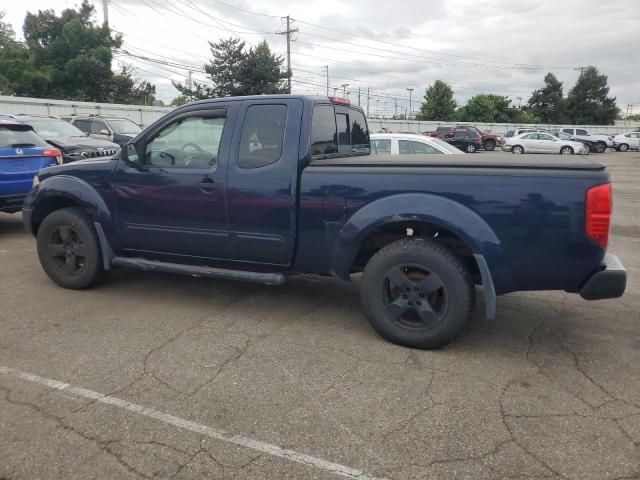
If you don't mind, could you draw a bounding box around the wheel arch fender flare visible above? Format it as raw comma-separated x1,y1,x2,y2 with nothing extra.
29,175,114,232
330,193,513,317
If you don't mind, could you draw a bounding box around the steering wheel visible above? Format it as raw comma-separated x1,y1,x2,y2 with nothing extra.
181,143,206,166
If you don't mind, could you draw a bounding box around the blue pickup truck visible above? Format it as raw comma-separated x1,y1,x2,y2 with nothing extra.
23,95,626,348
1,120,62,213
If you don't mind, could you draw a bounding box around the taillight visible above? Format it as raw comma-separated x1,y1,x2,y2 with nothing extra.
43,148,63,165
585,183,611,248
474,136,481,142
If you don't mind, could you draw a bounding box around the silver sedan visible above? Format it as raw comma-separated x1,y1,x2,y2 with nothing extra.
503,132,587,155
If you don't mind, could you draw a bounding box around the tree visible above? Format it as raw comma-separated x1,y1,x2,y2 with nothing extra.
565,66,619,125
173,37,287,100
170,94,190,106
0,3,155,103
527,72,564,124
416,80,456,121
0,11,15,45
456,94,520,123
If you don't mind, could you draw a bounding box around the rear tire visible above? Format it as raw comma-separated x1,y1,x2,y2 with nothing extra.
512,145,524,154
36,207,109,289
595,142,607,153
483,139,496,151
560,146,574,155
360,238,475,349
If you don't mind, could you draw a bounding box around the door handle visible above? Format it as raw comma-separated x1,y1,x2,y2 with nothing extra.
197,178,216,194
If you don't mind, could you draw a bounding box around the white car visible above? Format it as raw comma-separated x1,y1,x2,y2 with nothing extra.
559,128,613,149
503,132,587,155
370,133,464,155
613,132,640,152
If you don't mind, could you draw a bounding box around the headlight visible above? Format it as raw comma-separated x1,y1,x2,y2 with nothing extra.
32,175,40,188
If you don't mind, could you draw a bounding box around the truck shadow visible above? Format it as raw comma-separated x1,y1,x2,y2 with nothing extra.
0,213,26,235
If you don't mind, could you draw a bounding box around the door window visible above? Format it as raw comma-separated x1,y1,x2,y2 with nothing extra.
144,114,226,169
563,129,573,134
371,139,391,154
238,104,287,169
538,134,555,141
74,119,91,133
399,140,442,154
576,129,589,136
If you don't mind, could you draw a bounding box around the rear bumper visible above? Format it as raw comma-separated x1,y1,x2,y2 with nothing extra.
0,194,26,213
580,253,626,300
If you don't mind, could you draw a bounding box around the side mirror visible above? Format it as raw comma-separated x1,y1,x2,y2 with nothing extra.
124,143,140,164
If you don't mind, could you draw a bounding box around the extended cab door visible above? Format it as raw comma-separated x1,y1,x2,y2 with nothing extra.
225,98,303,265
114,104,237,261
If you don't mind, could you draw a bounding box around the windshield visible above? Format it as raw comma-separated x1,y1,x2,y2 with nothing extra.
27,118,87,138
0,125,49,148
429,137,464,153
108,118,142,135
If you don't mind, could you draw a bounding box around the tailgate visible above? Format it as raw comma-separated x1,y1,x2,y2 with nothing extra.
0,148,58,196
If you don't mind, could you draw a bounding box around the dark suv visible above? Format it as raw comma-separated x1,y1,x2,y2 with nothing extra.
11,115,119,163
63,115,142,147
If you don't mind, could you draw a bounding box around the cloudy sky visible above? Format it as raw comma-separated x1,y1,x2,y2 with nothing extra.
4,0,640,115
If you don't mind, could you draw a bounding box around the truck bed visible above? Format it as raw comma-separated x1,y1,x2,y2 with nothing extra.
309,153,605,171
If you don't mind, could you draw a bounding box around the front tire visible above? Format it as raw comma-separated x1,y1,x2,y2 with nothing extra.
511,145,524,154
36,207,108,289
617,143,629,152
560,146,574,155
595,142,607,153
360,238,475,349
466,144,477,153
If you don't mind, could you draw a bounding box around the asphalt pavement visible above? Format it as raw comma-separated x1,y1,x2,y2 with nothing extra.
1,150,639,480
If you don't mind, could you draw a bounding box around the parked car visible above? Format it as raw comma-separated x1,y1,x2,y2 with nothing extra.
503,132,587,155
9,115,120,163
426,126,453,138
558,128,613,152
371,133,464,155
456,125,502,151
62,115,142,147
0,120,62,213
612,132,640,151
553,131,596,153
24,95,626,349
441,129,482,153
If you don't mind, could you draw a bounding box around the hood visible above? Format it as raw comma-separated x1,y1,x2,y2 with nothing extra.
44,135,119,151
38,156,119,182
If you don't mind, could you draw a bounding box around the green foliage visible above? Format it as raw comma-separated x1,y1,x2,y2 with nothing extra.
416,80,456,121
0,4,155,104
565,66,619,125
456,94,521,123
174,38,287,100
170,94,190,106
527,72,564,123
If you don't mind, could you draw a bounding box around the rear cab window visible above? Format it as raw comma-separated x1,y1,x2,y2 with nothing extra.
310,103,370,159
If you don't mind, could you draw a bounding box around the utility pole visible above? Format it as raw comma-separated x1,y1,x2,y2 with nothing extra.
102,0,109,26
516,96,522,109
394,98,398,118
367,87,370,117
333,87,338,96
406,88,414,119
341,83,349,97
277,16,298,94
324,65,329,96
358,87,361,106
186,70,192,90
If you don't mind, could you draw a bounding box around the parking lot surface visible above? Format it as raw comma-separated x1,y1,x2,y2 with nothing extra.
1,150,639,480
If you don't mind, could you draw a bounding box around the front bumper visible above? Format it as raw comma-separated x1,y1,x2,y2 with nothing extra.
580,253,626,300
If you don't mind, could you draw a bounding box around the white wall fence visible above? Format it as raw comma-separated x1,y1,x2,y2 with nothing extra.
0,95,171,127
1,95,638,134
367,119,640,136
